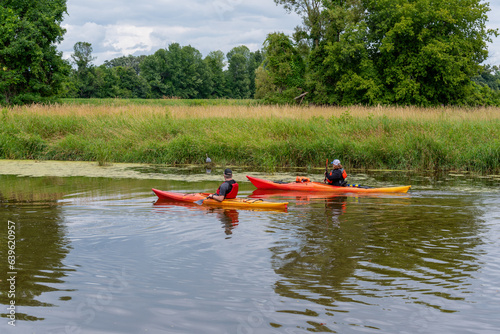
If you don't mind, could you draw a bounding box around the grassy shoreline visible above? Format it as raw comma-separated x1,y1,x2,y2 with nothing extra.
1,100,499,173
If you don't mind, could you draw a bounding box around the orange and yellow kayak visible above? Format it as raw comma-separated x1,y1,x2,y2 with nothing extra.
246,176,411,193
152,188,288,210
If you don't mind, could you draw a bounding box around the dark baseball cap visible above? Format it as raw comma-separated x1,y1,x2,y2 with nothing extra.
224,168,232,177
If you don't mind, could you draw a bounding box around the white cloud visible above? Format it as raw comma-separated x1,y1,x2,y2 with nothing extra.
102,25,155,53
485,1,500,66
58,0,301,64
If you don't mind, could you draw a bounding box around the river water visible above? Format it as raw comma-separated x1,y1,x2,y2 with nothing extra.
0,160,499,334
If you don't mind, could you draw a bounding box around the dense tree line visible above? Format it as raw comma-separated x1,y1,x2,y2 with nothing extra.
1,0,500,105
257,0,500,106
62,42,263,99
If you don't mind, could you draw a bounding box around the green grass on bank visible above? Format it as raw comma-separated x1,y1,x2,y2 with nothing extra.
1,103,499,173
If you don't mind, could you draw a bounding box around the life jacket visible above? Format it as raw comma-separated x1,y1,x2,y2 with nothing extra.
296,176,311,183
326,169,347,186
216,180,239,199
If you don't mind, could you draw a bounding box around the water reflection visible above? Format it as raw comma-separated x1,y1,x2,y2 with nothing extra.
354,195,483,307
270,196,362,308
0,202,74,322
323,195,347,225
0,168,498,333
268,193,485,331
217,209,239,235
153,199,240,236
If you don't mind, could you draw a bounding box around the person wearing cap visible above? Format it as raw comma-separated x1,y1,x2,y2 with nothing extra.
325,159,347,186
208,168,239,202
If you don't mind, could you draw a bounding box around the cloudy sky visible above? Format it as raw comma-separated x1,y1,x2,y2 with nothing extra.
57,0,500,66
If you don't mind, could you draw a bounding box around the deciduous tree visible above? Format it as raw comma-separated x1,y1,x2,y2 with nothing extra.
265,33,305,90
269,0,498,105
226,46,252,99
274,0,325,48
140,43,211,99
365,0,497,105
0,0,69,104
104,55,146,75
204,50,227,98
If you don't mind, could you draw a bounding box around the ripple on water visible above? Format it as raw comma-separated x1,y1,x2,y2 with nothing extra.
2,170,500,333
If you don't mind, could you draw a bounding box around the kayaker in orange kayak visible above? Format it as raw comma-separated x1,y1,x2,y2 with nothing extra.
325,159,348,187
208,168,239,202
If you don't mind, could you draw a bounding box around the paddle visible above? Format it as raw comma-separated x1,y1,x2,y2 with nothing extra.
194,195,211,205
324,158,328,183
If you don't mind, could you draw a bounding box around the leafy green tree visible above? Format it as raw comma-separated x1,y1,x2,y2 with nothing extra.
226,46,252,98
226,54,250,98
272,0,498,106
71,42,95,72
274,0,325,49
227,46,251,63
313,0,379,105
272,0,370,104
248,50,264,97
255,64,277,99
140,43,211,98
140,48,169,98
204,50,227,98
166,43,211,98
258,32,305,103
113,66,150,98
93,66,119,98
68,42,98,98
0,0,69,104
104,55,146,75
364,0,497,105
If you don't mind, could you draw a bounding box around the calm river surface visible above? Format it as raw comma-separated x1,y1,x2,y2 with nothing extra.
1,160,499,334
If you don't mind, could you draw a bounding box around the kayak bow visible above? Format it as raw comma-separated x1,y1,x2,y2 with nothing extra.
152,188,288,210
246,176,411,193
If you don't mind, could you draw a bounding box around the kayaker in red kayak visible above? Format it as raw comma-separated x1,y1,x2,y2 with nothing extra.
208,168,239,202
325,159,348,187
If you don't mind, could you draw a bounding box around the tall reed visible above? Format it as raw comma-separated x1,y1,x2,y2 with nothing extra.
1,103,498,172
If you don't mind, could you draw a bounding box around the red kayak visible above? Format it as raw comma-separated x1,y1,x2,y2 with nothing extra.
246,176,411,193
152,188,288,210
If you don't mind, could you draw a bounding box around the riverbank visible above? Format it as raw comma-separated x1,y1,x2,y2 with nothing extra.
1,101,499,173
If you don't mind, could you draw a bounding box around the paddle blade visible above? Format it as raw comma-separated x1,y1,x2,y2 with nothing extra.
194,196,210,205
